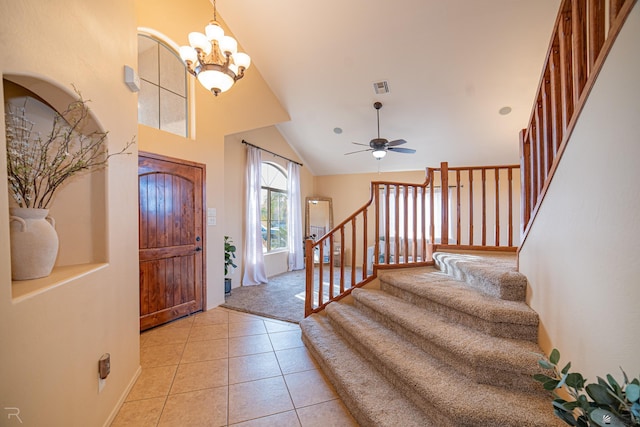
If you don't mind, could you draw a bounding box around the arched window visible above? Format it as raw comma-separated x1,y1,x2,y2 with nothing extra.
261,162,288,252
137,34,188,137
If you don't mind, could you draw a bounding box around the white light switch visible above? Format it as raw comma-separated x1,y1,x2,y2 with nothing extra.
207,207,217,226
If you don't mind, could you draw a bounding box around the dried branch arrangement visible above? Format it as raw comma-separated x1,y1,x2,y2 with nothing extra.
5,88,134,208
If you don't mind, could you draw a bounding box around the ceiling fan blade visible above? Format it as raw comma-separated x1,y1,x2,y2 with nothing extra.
388,147,416,154
388,139,407,147
351,142,370,147
344,148,373,155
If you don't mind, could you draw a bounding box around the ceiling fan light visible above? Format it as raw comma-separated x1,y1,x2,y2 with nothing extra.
372,149,387,159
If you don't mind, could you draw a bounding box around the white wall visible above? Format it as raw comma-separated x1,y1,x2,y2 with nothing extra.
519,5,640,380
0,1,140,426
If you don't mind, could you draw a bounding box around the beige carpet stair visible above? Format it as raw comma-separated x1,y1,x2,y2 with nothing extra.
380,266,539,341
300,251,563,426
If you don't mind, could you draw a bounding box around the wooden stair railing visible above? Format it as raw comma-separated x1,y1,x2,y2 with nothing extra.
304,162,521,317
520,0,637,242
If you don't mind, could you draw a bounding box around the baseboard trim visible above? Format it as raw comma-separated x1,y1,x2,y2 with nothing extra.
102,365,142,427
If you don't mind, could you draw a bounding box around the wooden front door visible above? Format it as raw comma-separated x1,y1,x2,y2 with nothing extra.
138,152,206,331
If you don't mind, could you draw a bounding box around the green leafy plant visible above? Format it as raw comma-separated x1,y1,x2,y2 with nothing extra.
534,348,640,426
224,236,237,276
5,87,134,208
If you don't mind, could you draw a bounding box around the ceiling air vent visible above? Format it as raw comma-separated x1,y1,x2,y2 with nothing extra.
373,80,389,95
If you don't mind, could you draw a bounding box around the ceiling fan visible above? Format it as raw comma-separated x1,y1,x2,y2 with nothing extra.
345,101,416,159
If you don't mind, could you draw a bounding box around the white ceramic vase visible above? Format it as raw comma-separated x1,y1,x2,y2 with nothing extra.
9,207,59,281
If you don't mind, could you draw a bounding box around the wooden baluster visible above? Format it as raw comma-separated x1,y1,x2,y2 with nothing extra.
420,184,427,260
542,69,554,179
520,130,531,231
481,168,487,246
403,185,409,262
559,7,575,132
339,227,345,293
549,41,563,154
394,185,400,262
468,169,474,245
374,183,380,271
508,167,514,247
588,0,606,71
528,129,538,210
495,168,500,247
412,185,424,262
362,208,368,280
534,99,544,194
440,162,449,245
305,238,313,317
329,235,334,299
429,178,435,247
351,217,357,286
456,170,461,246
318,241,323,306
572,0,588,102
384,184,390,263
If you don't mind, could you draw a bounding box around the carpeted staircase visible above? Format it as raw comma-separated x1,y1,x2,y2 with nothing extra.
300,251,563,426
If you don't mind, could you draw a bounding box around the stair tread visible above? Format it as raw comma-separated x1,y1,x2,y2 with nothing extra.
326,302,563,427
352,287,543,375
380,266,539,325
300,315,435,427
433,251,526,301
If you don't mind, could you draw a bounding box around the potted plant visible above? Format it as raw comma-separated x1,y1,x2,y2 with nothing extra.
5,87,134,280
224,236,237,294
534,348,640,426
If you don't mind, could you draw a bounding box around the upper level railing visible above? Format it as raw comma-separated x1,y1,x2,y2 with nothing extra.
304,162,520,316
520,0,637,239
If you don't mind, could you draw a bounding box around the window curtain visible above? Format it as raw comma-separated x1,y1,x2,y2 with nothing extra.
242,147,268,286
287,162,304,270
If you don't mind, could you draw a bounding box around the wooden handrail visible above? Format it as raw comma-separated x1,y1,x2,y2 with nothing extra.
520,0,637,244
305,162,520,317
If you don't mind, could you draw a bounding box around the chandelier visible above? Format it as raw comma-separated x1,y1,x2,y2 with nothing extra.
179,0,251,96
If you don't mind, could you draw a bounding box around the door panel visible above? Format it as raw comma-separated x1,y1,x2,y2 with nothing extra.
138,152,205,331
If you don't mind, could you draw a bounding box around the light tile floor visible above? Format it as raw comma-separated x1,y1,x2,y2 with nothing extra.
111,307,358,427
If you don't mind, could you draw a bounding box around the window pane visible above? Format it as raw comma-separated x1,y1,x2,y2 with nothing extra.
159,44,186,96
160,88,187,136
271,192,288,250
261,189,268,251
138,35,159,85
261,163,287,190
138,80,159,128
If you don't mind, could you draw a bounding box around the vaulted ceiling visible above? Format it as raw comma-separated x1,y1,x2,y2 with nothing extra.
217,0,561,175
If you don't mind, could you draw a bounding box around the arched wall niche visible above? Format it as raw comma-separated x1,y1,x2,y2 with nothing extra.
3,74,108,289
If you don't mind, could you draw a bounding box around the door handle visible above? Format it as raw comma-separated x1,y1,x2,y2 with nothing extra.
195,247,202,252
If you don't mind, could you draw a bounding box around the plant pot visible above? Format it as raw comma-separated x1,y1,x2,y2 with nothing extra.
9,207,59,280
224,278,232,294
